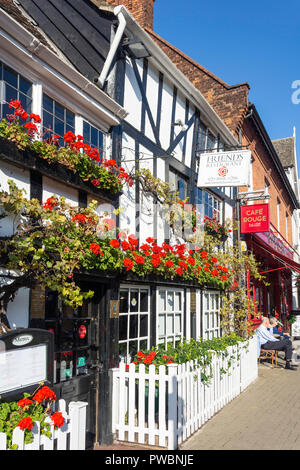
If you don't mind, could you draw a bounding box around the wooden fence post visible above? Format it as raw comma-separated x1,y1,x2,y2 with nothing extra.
167,363,178,450
69,401,88,450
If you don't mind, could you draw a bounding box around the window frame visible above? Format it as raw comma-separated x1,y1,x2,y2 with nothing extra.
202,290,221,340
156,287,185,348
118,284,151,363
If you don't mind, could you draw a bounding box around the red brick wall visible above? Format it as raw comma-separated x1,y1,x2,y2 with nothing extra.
104,0,156,29
240,120,294,246
146,29,250,134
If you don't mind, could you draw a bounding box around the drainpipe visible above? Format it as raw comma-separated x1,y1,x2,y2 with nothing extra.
94,6,127,89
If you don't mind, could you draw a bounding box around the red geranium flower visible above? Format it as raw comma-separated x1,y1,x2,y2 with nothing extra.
151,258,161,268
43,196,57,211
123,258,134,271
17,398,33,409
121,240,130,251
134,255,145,265
30,113,41,123
128,234,138,247
51,412,65,429
187,257,195,266
109,239,120,249
165,260,174,268
18,417,33,431
9,99,21,109
176,267,183,276
33,386,56,404
89,243,104,256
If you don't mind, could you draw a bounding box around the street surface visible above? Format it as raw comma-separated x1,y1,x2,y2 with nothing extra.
180,341,300,450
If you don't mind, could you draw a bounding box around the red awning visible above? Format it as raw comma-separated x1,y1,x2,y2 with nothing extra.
251,235,300,275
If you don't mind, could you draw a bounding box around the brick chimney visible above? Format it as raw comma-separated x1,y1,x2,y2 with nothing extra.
104,0,156,29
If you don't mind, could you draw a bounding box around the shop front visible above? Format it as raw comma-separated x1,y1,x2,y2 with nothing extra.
246,230,300,329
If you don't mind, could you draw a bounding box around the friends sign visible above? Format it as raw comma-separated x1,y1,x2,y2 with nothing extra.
197,150,251,187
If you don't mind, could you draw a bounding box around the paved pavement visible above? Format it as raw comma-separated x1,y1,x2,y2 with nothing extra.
180,340,300,451
95,339,300,451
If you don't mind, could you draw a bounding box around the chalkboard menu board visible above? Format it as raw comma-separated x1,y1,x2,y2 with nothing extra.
0,329,54,401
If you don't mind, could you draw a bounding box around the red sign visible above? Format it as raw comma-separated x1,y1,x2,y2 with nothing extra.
78,325,87,339
240,203,270,233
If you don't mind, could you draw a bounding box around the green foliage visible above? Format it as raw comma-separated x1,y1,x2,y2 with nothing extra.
0,119,123,194
132,333,248,384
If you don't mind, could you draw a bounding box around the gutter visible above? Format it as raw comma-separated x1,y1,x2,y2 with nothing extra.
94,5,126,89
0,7,128,123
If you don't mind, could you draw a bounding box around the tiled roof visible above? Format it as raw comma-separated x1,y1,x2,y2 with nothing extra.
145,27,250,134
0,0,56,52
272,137,296,168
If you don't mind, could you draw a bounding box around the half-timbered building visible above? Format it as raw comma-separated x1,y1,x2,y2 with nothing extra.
0,0,241,445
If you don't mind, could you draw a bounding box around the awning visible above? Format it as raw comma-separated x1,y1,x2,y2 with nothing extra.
251,235,300,275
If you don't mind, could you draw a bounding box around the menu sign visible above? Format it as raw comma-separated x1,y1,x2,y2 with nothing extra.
0,344,47,394
197,150,251,187
240,203,270,233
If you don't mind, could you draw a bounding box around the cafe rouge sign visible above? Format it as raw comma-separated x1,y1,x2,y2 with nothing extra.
197,150,251,187
240,203,270,233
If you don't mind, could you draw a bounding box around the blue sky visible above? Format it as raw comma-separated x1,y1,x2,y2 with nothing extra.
153,0,300,168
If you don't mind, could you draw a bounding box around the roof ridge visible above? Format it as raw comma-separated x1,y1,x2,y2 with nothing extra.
272,136,294,141
145,27,250,91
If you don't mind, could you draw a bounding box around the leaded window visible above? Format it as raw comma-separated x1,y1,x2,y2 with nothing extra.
42,93,75,145
83,120,104,156
195,188,222,221
0,62,32,119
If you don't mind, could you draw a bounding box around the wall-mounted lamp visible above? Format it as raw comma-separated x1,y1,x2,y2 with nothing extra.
123,38,151,59
171,119,188,132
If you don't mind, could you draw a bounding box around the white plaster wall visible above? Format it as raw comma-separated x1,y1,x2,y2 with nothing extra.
145,63,159,143
42,176,78,206
6,287,30,329
0,161,30,237
172,90,186,162
185,105,195,169
159,77,173,150
156,157,167,245
123,58,142,131
119,133,136,237
138,145,154,243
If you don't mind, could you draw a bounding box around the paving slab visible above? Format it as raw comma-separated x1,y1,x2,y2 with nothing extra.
180,347,300,451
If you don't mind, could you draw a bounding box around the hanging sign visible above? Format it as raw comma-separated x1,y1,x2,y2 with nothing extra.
240,203,270,233
197,150,251,187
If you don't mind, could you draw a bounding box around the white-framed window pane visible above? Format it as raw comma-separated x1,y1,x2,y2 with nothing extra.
157,288,184,347
202,291,221,340
167,292,174,312
42,93,75,146
0,62,32,119
118,286,150,363
167,314,173,335
158,291,166,311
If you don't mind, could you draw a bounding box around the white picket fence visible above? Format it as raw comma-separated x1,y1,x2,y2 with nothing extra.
0,399,88,450
110,336,258,450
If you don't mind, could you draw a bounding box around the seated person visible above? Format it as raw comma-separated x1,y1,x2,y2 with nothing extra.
269,316,290,339
256,316,296,370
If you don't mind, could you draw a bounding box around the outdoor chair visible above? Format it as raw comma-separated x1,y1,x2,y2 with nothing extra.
258,348,278,368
